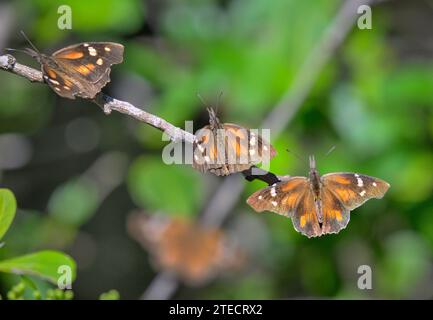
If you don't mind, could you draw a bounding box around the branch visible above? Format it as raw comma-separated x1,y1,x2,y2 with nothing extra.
0,52,281,187
0,54,196,144
241,167,281,185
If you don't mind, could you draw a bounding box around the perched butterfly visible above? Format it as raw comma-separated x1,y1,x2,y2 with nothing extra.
192,107,276,176
247,155,390,238
127,213,245,285
13,32,123,99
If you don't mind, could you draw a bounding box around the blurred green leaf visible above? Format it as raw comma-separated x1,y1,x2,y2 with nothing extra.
48,178,99,226
33,0,145,43
0,250,76,285
99,289,120,300
128,156,203,217
0,189,17,241
377,232,430,298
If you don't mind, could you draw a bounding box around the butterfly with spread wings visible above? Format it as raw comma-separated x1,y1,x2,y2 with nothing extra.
192,107,276,176
15,33,123,99
247,156,390,238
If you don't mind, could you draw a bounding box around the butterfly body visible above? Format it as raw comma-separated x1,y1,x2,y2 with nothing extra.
247,155,390,238
192,107,276,176
24,42,124,99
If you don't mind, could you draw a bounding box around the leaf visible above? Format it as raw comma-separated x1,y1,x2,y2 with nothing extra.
128,156,203,217
0,250,76,285
99,289,120,300
48,178,99,226
0,188,17,241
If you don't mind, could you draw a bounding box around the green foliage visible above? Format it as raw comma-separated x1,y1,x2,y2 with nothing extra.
32,0,145,43
48,178,99,226
0,189,78,299
128,156,203,217
99,289,120,300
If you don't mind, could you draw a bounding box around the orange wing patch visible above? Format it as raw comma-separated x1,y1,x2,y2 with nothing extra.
291,190,322,238
46,69,57,79
281,178,307,192
320,189,350,235
330,176,353,185
333,188,358,203
75,64,95,76
283,192,300,209
56,51,84,59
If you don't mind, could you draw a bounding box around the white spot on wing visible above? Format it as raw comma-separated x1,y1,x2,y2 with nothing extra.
88,47,97,56
373,182,377,187
96,58,103,65
357,177,364,187
104,47,111,52
359,190,366,197
258,195,263,200
271,201,278,207
250,136,256,145
270,187,277,197
249,149,256,156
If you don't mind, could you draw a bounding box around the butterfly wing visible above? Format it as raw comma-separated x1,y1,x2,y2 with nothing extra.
52,42,124,98
192,124,221,173
320,187,350,235
321,173,390,210
247,177,308,215
41,65,82,99
247,176,322,237
224,123,276,167
292,187,322,237
193,123,276,176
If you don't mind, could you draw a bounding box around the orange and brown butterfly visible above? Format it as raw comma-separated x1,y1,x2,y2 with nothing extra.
127,213,245,285
247,155,390,238
12,32,123,99
192,107,276,176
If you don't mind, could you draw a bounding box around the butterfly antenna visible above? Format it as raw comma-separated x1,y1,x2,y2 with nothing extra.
325,145,336,158
196,92,210,109
215,91,224,115
197,93,217,116
286,149,308,171
4,48,28,54
20,30,40,53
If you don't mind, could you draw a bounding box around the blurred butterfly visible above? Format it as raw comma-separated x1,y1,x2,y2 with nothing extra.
192,107,276,176
10,32,123,99
247,155,390,238
127,213,245,285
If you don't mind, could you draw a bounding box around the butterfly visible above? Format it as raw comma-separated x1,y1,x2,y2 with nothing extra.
192,107,276,176
14,33,123,99
127,213,245,285
247,155,390,238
